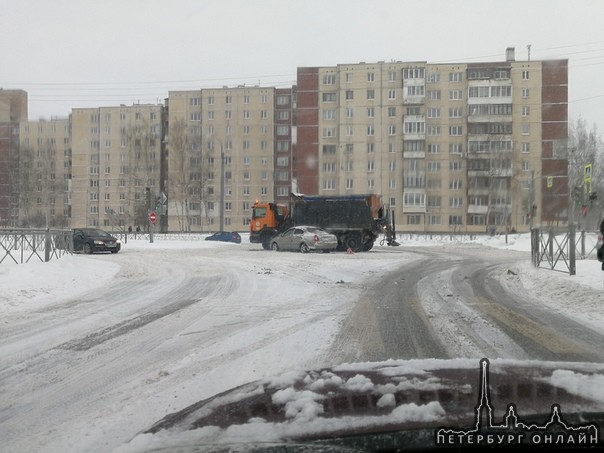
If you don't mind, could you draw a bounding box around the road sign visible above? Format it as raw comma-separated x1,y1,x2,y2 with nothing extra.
148,212,156,224
584,164,592,183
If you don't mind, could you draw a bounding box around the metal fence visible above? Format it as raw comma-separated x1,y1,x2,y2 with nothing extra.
0,228,73,264
531,227,579,275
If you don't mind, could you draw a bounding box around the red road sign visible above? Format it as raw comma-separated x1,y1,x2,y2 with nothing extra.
149,212,156,224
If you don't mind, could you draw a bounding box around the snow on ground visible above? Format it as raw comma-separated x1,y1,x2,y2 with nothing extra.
1,232,603,452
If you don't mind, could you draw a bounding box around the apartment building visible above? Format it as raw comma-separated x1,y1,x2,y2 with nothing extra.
70,104,163,229
0,89,28,227
166,86,293,232
18,118,71,227
295,49,568,233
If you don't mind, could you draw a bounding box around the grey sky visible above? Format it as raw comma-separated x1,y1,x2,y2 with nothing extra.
2,0,604,131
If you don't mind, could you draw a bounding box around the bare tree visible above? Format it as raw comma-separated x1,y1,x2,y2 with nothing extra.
568,118,603,229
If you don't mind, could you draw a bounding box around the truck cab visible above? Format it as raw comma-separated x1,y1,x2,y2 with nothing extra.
250,201,289,249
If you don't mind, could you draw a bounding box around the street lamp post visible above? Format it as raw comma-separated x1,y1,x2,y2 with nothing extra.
220,146,225,232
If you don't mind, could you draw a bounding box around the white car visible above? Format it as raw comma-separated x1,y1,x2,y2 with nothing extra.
270,226,338,253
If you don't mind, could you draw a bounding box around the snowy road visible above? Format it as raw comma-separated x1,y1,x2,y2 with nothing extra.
327,245,604,364
1,236,603,452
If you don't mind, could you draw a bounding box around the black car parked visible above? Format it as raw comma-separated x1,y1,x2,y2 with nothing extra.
73,228,121,254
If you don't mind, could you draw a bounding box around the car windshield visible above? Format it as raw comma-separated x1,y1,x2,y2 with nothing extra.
82,229,111,237
2,2,604,452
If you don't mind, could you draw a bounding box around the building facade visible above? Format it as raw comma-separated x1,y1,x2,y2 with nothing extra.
70,104,163,229
166,86,294,232
294,50,568,233
18,118,71,227
0,89,28,227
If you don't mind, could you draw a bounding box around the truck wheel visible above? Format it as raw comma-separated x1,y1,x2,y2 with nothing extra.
262,236,271,250
343,233,362,252
299,243,310,253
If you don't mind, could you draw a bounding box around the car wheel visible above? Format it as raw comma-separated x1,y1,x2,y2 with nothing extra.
111,250,119,254
271,242,279,251
83,243,93,254
299,243,310,253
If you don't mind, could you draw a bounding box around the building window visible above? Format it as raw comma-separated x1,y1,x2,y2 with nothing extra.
427,144,440,154
449,72,462,82
522,142,530,153
388,125,396,135
322,92,336,102
449,143,463,154
322,179,336,190
388,89,396,100
388,107,396,117
449,90,463,100
389,71,397,82
403,68,425,79
449,215,463,226
427,162,441,173
367,72,375,82
367,89,375,100
522,106,530,116
522,160,530,171
428,90,441,100
522,70,530,80
367,143,375,153
323,109,336,121
449,126,463,136
427,108,440,118
427,72,440,83
323,74,336,85
346,179,354,189
367,107,375,118
427,126,441,136
346,108,354,118
428,215,441,225
522,124,530,135
346,90,354,100
449,179,463,190
449,107,463,118
323,127,336,137
407,215,422,225
449,197,463,208
522,88,530,98
367,125,375,136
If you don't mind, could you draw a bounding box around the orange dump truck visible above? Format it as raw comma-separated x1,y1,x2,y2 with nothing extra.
250,194,398,251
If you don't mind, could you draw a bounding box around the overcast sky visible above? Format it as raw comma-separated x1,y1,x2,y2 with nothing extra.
2,0,604,132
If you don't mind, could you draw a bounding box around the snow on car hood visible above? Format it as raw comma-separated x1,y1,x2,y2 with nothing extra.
117,359,604,451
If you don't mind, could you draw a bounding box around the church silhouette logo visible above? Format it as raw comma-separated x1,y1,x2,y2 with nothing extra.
435,359,600,447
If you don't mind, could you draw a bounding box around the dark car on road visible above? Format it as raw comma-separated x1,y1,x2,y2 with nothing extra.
73,228,121,254
204,231,242,244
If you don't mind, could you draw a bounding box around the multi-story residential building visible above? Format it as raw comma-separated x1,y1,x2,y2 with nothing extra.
0,89,28,227
18,118,71,227
295,49,568,233
274,88,295,204
166,86,293,232
70,104,163,229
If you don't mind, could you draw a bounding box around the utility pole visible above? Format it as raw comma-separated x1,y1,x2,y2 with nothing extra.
220,144,225,232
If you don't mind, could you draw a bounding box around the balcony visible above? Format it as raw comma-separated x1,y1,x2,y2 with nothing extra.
468,204,488,215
